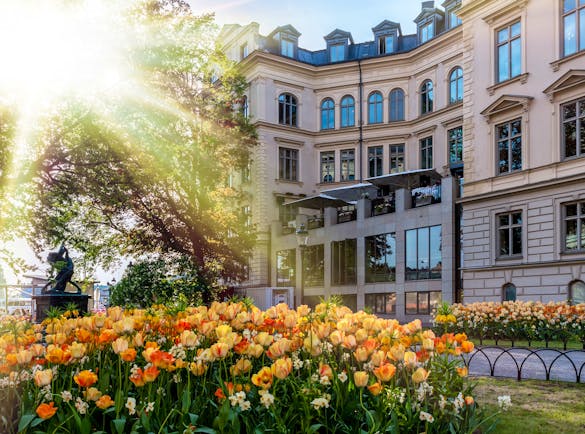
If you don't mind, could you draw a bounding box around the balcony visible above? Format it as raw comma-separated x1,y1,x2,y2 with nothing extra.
411,183,441,208
371,195,395,217
307,215,324,230
337,206,357,224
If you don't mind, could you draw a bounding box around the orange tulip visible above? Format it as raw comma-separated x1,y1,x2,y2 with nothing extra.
354,371,369,387
373,363,397,382
368,382,383,395
96,395,115,409
252,367,273,389
271,357,293,379
36,402,57,419
74,370,98,388
143,365,160,383
461,341,475,353
120,348,137,362
411,367,429,384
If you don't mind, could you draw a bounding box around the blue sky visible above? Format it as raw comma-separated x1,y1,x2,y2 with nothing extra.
188,0,423,50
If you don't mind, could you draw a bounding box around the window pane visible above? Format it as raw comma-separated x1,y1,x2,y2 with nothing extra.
580,121,585,155
504,284,517,301
510,22,521,37
430,226,442,278
417,228,430,279
511,137,522,171
498,45,509,82
430,291,442,311
581,219,585,249
386,293,396,314
571,281,585,304
499,214,509,226
499,228,509,256
405,292,417,314
564,13,577,56
512,212,522,225
497,28,509,43
564,103,577,120
406,230,417,280
498,141,509,173
565,120,577,157
498,123,509,139
510,38,521,78
418,293,429,314
581,9,585,52
567,203,578,216
564,0,576,13
512,226,522,255
566,219,578,249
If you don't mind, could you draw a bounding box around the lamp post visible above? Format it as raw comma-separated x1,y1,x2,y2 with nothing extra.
295,224,309,306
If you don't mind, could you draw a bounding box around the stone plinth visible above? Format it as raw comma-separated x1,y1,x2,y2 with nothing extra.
32,294,91,323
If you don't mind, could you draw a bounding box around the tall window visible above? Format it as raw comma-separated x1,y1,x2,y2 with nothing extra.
563,0,585,56
420,21,434,43
332,239,357,285
378,35,394,54
330,44,345,62
302,245,324,287
562,96,585,158
241,96,249,118
320,151,335,183
569,280,585,304
496,21,521,83
278,147,298,181
368,146,383,177
278,93,297,127
390,145,405,173
406,225,442,280
279,201,297,225
365,233,396,283
405,291,441,315
320,98,335,130
563,201,585,251
420,137,433,169
276,249,296,287
502,283,517,301
340,149,355,181
340,95,355,127
448,126,463,164
420,80,433,115
496,119,522,174
497,211,522,257
281,39,294,57
449,67,463,104
365,293,396,315
368,92,383,124
240,43,249,60
389,88,405,121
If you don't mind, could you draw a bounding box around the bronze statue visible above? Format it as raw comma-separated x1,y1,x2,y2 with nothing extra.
41,244,82,294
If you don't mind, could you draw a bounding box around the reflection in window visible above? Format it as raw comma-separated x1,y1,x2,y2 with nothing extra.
281,39,295,57
497,211,522,257
320,151,335,183
496,21,521,83
365,233,396,283
405,291,441,315
390,145,405,173
420,80,433,115
569,280,585,304
420,21,434,43
496,118,522,174
340,149,355,181
321,98,335,130
448,126,463,164
420,136,433,169
330,44,345,62
563,201,585,251
389,88,405,121
278,147,298,181
449,67,463,104
562,0,585,56
340,95,355,127
378,35,395,54
332,239,357,285
302,245,324,287
502,283,517,301
368,92,383,124
276,249,296,287
278,93,297,126
562,97,585,159
368,146,383,177
365,293,396,315
406,226,442,280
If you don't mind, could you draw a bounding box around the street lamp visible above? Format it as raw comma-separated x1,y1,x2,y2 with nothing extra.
295,224,309,306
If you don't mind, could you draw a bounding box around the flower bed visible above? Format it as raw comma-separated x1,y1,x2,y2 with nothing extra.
0,302,491,433
434,301,585,348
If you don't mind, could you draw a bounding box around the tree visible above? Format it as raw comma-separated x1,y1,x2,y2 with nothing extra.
3,0,257,296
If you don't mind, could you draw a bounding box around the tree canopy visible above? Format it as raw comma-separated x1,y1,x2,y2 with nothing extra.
0,0,256,291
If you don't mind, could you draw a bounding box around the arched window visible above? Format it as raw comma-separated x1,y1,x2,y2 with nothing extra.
340,95,355,128
449,67,463,104
320,98,335,130
368,91,383,124
389,88,405,122
502,283,517,302
241,95,249,118
569,280,585,304
420,80,433,115
278,93,297,126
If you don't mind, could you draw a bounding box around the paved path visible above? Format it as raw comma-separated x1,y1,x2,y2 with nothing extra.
463,346,585,383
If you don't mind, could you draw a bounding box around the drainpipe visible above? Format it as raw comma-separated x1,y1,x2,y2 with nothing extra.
358,59,364,183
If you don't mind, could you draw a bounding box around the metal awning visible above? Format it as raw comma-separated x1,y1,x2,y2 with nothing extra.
284,193,354,210
365,169,441,188
320,182,379,202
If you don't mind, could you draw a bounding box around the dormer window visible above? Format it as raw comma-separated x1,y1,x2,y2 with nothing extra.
443,0,462,29
420,21,434,43
372,20,401,56
240,42,249,60
281,39,295,57
414,2,443,44
378,35,395,54
330,44,345,62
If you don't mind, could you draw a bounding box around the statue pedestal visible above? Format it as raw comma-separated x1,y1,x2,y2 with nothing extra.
32,294,91,323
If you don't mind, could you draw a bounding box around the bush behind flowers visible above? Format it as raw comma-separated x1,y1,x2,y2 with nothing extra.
1,301,494,433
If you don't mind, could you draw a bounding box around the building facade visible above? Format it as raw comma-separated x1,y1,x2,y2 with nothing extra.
219,0,585,319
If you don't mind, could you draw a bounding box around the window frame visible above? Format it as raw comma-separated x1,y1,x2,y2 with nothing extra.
320,98,335,130
278,93,298,127
561,96,585,160
365,292,396,315
378,34,395,54
420,80,434,115
569,279,585,304
368,91,384,124
330,43,345,62
302,244,325,287
495,20,522,83
331,239,357,285
278,147,299,181
368,145,384,178
449,67,464,104
448,126,463,165
340,149,356,181
240,42,249,60
420,136,433,170
405,225,442,281
502,283,517,301
280,38,295,57
340,95,355,128
495,118,522,175
562,0,585,57
320,151,335,183
390,144,405,173
419,20,435,43
405,291,441,315
276,249,296,287
496,211,523,258
562,200,585,253
365,233,397,283
389,88,405,122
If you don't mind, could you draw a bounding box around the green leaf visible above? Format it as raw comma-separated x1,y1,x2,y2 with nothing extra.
30,418,46,428
194,428,216,434
308,424,324,433
181,388,192,413
188,413,199,425
18,414,36,432
112,418,126,434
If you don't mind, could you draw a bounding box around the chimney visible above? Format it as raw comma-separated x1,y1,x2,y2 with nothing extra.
421,1,434,10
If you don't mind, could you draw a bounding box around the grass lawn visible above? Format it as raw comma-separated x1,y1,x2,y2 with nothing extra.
470,338,584,350
474,377,585,434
